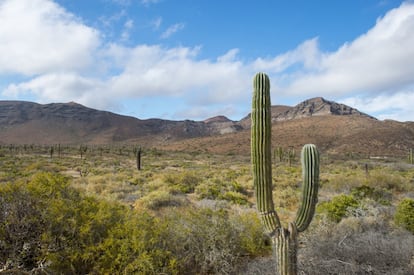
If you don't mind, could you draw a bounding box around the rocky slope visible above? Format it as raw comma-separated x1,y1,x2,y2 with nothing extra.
0,101,240,144
1,98,413,157
239,97,374,128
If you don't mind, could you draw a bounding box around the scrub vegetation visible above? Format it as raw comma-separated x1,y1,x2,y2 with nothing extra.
0,144,414,274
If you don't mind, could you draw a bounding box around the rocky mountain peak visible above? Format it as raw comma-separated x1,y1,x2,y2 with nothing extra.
204,115,232,124
273,97,375,121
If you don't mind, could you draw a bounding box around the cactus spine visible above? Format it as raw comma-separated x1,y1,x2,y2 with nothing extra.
251,72,320,275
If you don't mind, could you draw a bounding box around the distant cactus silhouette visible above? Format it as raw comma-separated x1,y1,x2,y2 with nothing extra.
136,146,142,171
251,72,320,274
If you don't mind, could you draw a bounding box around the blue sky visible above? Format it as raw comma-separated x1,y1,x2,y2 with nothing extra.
1,0,414,121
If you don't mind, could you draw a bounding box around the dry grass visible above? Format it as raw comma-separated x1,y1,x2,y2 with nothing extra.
1,145,414,274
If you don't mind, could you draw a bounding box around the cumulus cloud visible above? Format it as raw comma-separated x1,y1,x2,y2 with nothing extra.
2,0,414,121
3,73,113,109
107,45,249,102
341,90,414,121
253,38,323,74
0,0,100,75
268,2,414,98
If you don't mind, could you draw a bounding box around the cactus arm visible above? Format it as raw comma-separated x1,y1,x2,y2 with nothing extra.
294,144,320,232
251,72,281,233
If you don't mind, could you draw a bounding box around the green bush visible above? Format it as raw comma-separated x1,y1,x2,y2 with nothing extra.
135,190,188,210
317,194,359,222
220,191,249,205
194,177,250,205
394,198,414,233
350,185,391,205
0,172,179,274
195,179,222,200
163,172,200,193
162,208,270,274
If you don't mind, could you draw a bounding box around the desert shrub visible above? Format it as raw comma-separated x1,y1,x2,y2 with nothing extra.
394,198,414,233
163,172,200,193
0,172,180,274
298,215,414,275
350,185,392,205
129,175,146,186
365,170,407,192
195,178,250,205
273,186,299,210
0,181,45,270
162,207,271,274
195,179,223,200
221,191,249,205
317,194,359,222
134,190,188,210
231,210,272,256
230,180,248,195
323,173,363,192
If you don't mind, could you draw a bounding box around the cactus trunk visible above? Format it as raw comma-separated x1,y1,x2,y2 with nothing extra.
274,224,298,275
251,72,281,233
251,72,320,275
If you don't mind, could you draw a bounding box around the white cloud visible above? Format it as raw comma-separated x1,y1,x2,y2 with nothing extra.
269,2,414,98
108,45,249,102
253,38,323,74
341,90,414,121
0,0,100,76
3,0,414,121
160,23,185,39
4,73,106,105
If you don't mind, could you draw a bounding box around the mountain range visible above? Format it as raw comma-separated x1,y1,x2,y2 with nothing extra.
1,97,413,156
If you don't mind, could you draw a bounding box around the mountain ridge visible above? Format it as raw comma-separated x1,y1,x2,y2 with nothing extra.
1,98,413,156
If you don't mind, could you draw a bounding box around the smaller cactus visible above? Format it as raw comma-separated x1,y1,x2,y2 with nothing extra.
49,146,54,159
287,148,296,167
274,146,284,162
79,144,88,159
409,148,413,164
136,146,142,171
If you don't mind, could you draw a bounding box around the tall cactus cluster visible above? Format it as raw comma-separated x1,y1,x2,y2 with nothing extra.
251,72,320,275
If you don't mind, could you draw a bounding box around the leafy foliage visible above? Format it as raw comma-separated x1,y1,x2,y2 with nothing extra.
317,194,359,222
394,198,414,234
0,173,178,273
0,172,269,274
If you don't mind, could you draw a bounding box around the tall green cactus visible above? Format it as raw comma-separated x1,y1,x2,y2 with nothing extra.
409,148,413,164
251,72,320,275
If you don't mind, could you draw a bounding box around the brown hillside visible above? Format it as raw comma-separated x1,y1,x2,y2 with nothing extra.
162,116,414,157
1,99,413,157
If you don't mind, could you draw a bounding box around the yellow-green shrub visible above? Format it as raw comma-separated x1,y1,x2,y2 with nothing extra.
134,190,188,210
0,172,180,274
317,194,359,222
394,198,414,233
